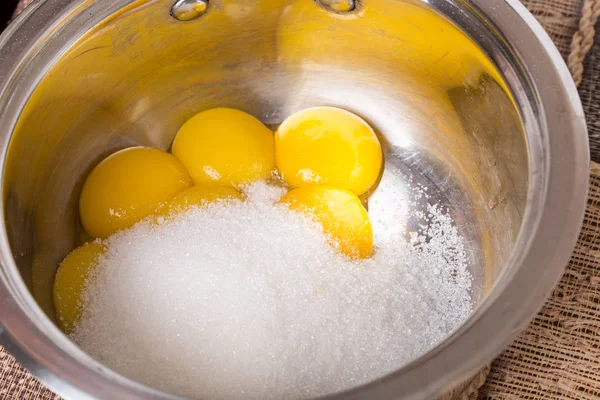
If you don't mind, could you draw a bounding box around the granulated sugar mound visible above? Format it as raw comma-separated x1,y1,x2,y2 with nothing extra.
71,182,472,400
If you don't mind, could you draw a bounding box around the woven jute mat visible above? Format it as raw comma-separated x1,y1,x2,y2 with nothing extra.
2,0,600,399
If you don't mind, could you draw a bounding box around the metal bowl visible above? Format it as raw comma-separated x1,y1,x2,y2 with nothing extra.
0,0,589,399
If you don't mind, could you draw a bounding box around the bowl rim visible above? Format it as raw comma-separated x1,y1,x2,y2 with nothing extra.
0,0,589,399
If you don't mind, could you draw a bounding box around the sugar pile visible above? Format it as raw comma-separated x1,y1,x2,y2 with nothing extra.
72,182,472,399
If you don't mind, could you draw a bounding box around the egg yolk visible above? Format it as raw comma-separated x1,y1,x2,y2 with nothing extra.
80,146,192,238
53,241,105,332
275,107,382,196
156,184,243,218
172,108,275,186
280,186,373,259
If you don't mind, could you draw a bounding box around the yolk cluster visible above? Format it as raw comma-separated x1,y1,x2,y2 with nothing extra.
276,107,382,260
54,106,382,332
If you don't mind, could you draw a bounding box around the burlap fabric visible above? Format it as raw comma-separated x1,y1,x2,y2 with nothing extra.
580,18,600,162
480,165,600,400
1,0,599,399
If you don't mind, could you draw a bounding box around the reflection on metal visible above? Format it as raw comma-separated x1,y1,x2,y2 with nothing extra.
317,0,355,13
4,0,525,318
171,0,208,21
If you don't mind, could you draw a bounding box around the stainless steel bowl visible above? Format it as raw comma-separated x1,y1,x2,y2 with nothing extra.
0,0,589,399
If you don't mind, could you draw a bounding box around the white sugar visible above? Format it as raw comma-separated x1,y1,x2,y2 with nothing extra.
71,182,472,399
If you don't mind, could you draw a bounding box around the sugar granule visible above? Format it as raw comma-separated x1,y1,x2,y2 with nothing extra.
71,182,472,399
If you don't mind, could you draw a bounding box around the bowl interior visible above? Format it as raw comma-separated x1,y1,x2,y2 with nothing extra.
2,0,527,396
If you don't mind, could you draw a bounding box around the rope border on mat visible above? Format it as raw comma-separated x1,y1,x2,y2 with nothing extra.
568,0,600,86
